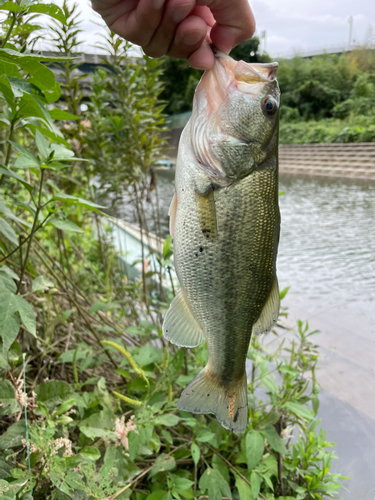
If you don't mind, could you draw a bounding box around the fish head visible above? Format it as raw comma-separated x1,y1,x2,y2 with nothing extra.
191,50,280,181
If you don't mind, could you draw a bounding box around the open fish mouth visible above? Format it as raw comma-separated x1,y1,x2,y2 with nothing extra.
210,48,278,97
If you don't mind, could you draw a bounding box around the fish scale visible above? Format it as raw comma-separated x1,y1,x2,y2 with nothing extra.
163,50,281,432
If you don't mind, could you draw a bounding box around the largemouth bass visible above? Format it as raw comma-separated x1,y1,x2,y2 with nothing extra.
163,50,280,433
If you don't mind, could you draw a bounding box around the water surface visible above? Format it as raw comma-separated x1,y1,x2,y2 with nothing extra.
121,170,375,321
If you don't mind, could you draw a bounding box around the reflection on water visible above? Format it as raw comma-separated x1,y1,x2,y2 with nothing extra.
278,175,375,321
120,169,375,320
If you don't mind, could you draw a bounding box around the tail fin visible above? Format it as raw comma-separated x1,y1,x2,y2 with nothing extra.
177,368,248,433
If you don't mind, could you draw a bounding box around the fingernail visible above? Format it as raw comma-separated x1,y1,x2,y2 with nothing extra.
172,3,193,23
154,0,166,9
182,30,203,46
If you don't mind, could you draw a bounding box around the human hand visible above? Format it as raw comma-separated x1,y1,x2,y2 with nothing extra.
91,0,256,70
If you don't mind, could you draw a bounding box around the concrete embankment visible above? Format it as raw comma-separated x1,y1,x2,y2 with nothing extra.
165,115,375,181
279,142,375,180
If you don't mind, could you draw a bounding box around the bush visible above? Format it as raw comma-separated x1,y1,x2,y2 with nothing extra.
0,2,346,499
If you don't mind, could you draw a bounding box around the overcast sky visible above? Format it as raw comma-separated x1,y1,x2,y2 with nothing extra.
45,0,375,57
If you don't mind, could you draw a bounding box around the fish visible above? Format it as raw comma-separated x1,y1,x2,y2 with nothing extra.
163,50,280,433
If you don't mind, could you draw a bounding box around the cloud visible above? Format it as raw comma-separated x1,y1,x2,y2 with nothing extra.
252,0,374,56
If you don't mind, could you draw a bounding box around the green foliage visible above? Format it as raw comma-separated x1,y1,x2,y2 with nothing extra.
0,2,345,499
277,49,375,143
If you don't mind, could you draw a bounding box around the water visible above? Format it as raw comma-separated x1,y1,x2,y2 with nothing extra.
121,170,375,321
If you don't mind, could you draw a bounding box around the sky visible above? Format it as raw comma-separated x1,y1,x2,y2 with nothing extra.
40,0,375,57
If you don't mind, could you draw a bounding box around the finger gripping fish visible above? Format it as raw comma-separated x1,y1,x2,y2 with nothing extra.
163,50,281,433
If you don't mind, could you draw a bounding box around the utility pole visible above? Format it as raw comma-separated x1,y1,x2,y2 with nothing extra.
348,15,353,49
260,30,267,54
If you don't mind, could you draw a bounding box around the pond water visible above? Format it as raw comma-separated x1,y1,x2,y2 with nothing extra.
120,169,375,322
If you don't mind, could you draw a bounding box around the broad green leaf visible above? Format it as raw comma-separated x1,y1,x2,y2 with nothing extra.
56,398,76,416
0,265,19,281
34,380,74,410
172,476,194,491
16,94,62,137
259,410,280,427
0,74,14,107
0,380,20,416
8,77,43,99
262,472,274,491
154,414,180,427
0,273,17,293
261,426,287,454
282,401,314,420
78,409,116,439
48,217,84,234
50,143,75,160
0,421,25,450
145,491,166,500
250,471,261,499
0,217,18,245
196,429,216,443
0,1,23,11
32,275,55,293
27,3,67,23
14,295,36,336
245,430,264,471
12,23,42,37
133,344,163,367
79,446,101,461
199,467,232,500
278,497,300,500
8,140,40,163
191,443,200,465
35,129,50,158
279,286,290,299
0,291,20,356
49,109,79,121
0,49,66,92
149,454,176,478
51,193,106,213
163,235,173,260
212,453,229,482
0,166,33,193
235,473,252,500
0,59,20,78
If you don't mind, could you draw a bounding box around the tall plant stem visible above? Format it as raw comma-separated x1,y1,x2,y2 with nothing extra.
16,170,45,294
33,246,119,369
134,184,148,306
0,12,17,48
0,120,15,186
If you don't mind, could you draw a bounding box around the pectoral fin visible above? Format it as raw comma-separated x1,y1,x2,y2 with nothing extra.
252,276,280,335
168,190,178,237
163,290,204,347
195,188,217,240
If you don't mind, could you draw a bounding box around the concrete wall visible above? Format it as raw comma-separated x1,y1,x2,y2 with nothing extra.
279,143,375,180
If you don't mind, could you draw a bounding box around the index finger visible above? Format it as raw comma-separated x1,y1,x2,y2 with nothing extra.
196,0,256,53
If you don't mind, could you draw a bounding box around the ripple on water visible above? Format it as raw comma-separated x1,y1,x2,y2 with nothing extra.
120,170,375,321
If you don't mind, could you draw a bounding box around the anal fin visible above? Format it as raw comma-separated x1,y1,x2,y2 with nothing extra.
163,290,204,347
252,276,280,335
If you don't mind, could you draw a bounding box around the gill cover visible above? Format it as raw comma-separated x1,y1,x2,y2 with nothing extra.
190,50,279,182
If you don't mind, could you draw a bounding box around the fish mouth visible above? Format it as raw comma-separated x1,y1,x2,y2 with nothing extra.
210,48,278,96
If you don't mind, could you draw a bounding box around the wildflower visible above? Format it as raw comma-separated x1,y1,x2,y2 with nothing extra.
52,438,73,457
281,425,295,440
114,415,137,453
14,377,35,409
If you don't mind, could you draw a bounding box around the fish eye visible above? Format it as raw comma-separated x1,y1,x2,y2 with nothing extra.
263,96,278,116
